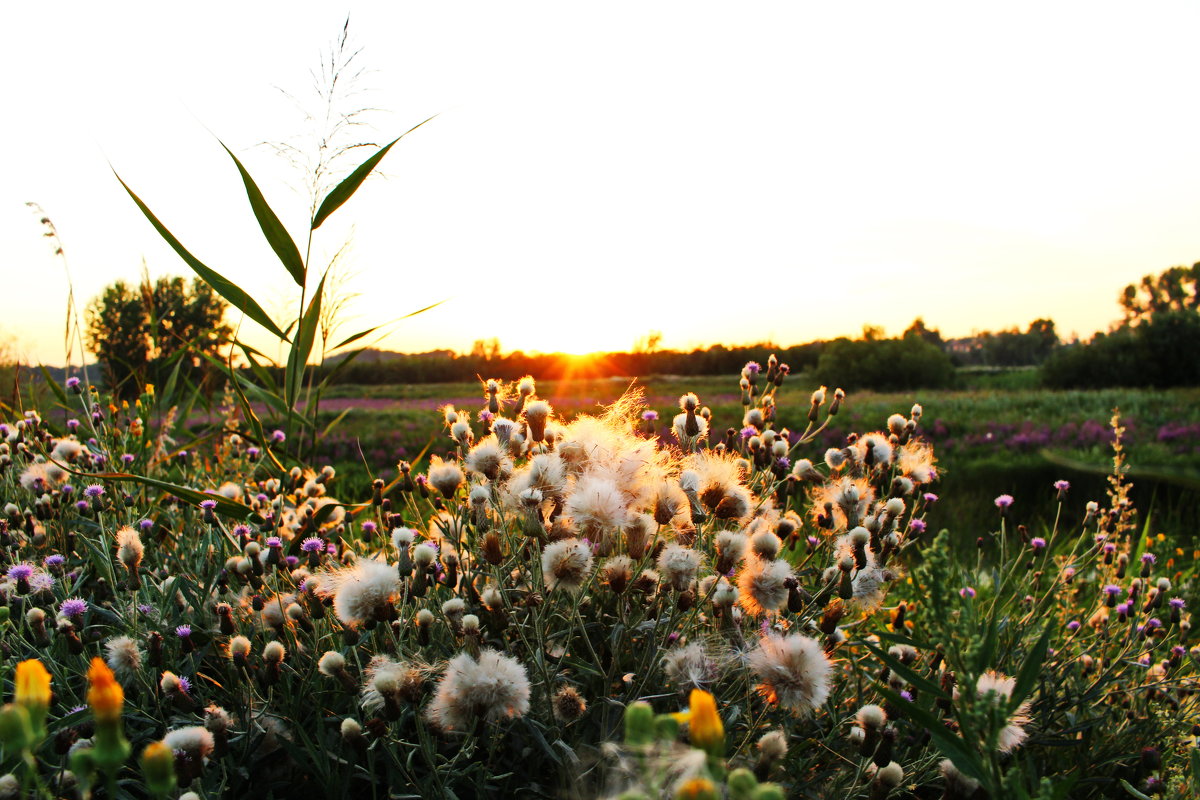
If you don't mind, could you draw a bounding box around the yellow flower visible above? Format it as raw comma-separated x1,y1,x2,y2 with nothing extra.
15,660,51,712
675,778,719,800
671,689,725,756
87,657,124,723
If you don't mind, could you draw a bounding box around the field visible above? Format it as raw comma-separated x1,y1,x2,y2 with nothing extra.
310,374,1200,534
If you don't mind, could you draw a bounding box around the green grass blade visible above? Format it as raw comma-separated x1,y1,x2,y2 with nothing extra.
310,115,436,230
286,271,326,410
219,140,306,287
113,170,290,342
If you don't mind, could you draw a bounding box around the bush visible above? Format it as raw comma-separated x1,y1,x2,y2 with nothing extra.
813,333,955,391
1042,311,1200,389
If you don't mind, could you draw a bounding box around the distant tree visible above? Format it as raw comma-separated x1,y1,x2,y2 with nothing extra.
904,317,944,347
86,274,231,399
1120,263,1200,322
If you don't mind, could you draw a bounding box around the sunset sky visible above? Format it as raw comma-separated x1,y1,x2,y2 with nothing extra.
3,3,1200,366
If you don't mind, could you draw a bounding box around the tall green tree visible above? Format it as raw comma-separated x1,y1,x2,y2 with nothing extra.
85,274,231,399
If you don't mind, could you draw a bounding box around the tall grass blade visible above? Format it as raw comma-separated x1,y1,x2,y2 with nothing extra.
219,140,307,286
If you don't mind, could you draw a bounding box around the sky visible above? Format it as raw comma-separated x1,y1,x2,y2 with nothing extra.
4,2,1200,366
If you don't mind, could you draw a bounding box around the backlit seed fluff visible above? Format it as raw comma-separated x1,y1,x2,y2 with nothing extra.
552,685,587,723
392,528,416,552
541,538,595,594
425,649,531,731
327,558,401,627
657,544,702,591
466,440,506,481
679,470,700,494
462,614,480,634
748,633,832,715
413,542,438,568
229,636,251,660
757,729,788,761
262,641,285,663
874,762,904,788
825,449,847,470
662,643,719,691
116,527,144,568
104,635,143,680
163,726,215,760
750,529,782,561
679,393,699,412
884,498,905,516
442,598,466,619
450,421,472,445
428,457,464,498
318,651,346,677
856,704,886,729
737,556,792,616
341,718,363,742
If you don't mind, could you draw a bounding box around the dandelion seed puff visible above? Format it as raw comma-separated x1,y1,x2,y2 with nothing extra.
672,412,708,443
541,539,595,594
940,759,981,797
465,437,508,481
115,527,144,569
651,481,687,525
425,649,530,731
976,670,1030,752
623,513,657,560
326,558,400,627
564,475,628,542
749,528,782,561
657,544,701,591
19,463,58,493
737,556,792,616
662,643,720,692
851,567,894,611
362,657,426,711
748,633,832,715
898,440,937,484
524,399,553,441
217,481,244,501
427,457,464,499
714,531,749,574
318,651,346,677
51,439,85,463
104,635,143,680
163,726,215,760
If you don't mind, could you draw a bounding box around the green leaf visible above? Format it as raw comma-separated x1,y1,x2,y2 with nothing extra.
862,641,948,700
876,685,987,785
286,271,326,409
1191,748,1200,790
1010,620,1054,713
113,170,290,342
1119,779,1153,800
310,116,436,230
94,471,257,521
219,140,306,286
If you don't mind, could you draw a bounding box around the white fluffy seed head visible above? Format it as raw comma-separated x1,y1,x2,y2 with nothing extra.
262,641,286,663
318,651,346,676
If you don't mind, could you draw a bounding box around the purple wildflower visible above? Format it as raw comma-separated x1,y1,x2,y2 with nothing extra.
1053,479,1070,492
301,537,324,553
1030,537,1047,551
284,555,298,568
175,625,192,638
994,494,1014,509
900,690,914,702
960,587,976,599
774,457,791,471
74,500,89,513
1066,620,1080,633
923,493,938,504
43,555,65,568
199,499,217,510
177,676,192,694
120,453,135,466
909,518,927,535
6,564,34,581
1141,553,1156,565
265,536,282,548
739,426,757,440
66,376,81,391
1169,598,1186,610
84,485,104,498
743,361,761,376
270,430,286,444
361,521,378,535
60,598,88,617
137,604,154,615
61,484,73,496
642,410,659,421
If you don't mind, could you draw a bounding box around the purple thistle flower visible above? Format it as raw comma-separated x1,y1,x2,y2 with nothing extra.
477,410,495,424
266,536,282,548
1147,618,1162,629
1102,542,1117,555
1141,553,1156,565
247,446,261,459
66,377,81,391
84,485,105,498
1053,479,1070,492
175,625,192,638
137,604,154,615
74,500,90,513
199,499,217,510
6,564,34,581
60,597,88,617
284,555,298,568
805,535,819,548
270,430,286,444
177,676,192,694
61,484,74,496
960,587,976,599
1066,620,1080,633
67,704,87,715
326,543,338,555
1173,645,1187,657
994,494,1014,509
43,555,65,568
120,453,135,466
138,519,154,532
233,525,251,538
92,453,106,467
1116,602,1132,615
774,456,790,470
641,410,659,421
1030,537,1047,551
923,493,938,504
1170,598,1186,610
301,537,324,553
739,426,757,440
900,690,914,702
361,521,378,535
29,573,54,592
909,518,927,534
744,361,761,376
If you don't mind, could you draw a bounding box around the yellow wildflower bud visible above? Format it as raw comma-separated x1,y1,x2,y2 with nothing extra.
87,658,124,723
685,689,724,756
140,740,176,797
15,659,51,736
675,778,719,800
